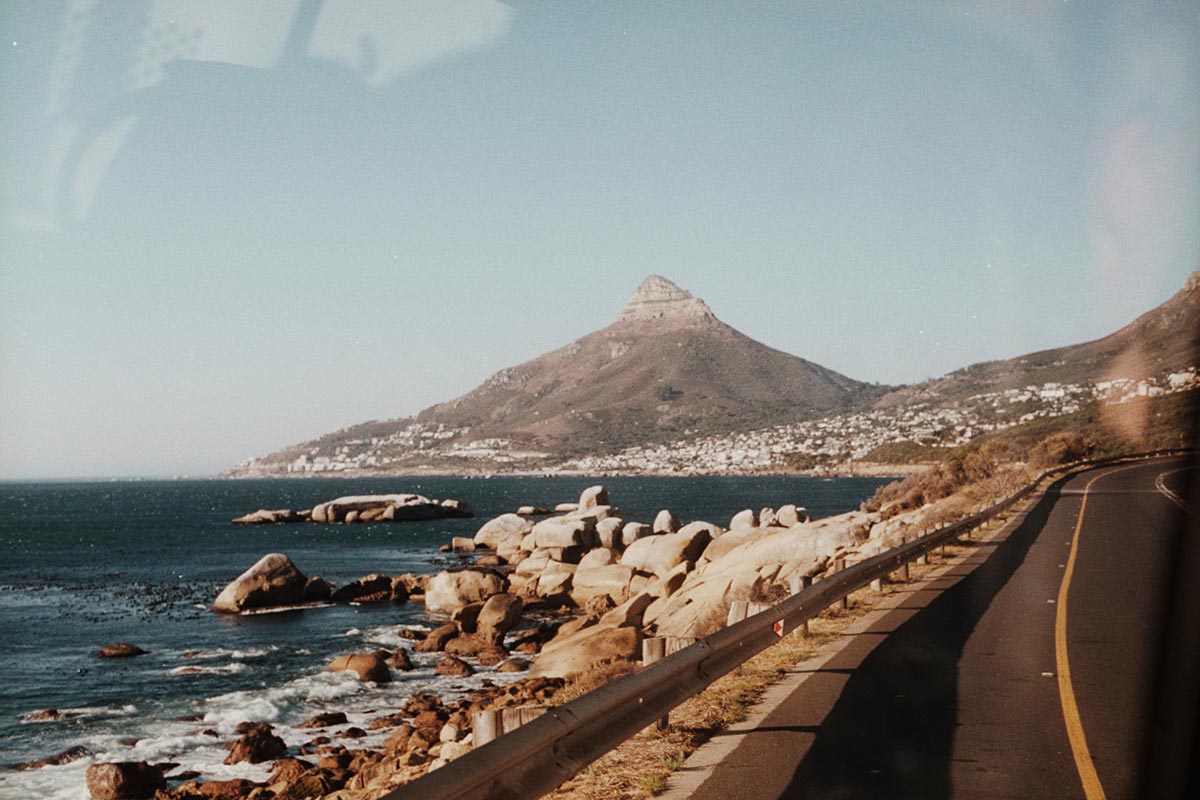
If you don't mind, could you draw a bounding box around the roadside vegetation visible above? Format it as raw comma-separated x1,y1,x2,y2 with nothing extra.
864,391,1196,516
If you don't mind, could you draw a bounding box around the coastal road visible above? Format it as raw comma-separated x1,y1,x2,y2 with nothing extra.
668,455,1195,800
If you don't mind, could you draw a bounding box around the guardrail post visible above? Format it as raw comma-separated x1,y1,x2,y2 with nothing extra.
501,706,544,732
789,576,811,635
472,705,543,748
473,709,501,747
898,537,910,581
835,558,849,609
642,638,670,730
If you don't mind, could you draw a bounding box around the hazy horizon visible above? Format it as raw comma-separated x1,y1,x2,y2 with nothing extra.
2,1,1198,479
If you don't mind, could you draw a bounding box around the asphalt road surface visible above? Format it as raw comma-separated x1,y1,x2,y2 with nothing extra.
682,456,1193,800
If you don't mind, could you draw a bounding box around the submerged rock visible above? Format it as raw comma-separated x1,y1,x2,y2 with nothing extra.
328,653,392,683
12,745,90,770
94,643,147,658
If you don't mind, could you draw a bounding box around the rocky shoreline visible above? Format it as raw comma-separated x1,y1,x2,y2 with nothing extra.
62,479,982,800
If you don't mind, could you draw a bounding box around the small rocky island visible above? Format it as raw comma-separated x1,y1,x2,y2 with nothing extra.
232,493,472,525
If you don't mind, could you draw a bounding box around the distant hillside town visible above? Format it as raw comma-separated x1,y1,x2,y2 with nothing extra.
230,369,1198,478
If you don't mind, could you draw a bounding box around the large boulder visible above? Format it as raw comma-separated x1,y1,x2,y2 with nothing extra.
85,763,167,799
530,624,641,680
621,528,713,577
729,509,758,532
304,577,334,602
645,575,738,637
678,520,724,539
776,504,810,527
311,494,426,523
653,509,680,534
579,548,618,569
436,656,475,677
595,518,625,550
225,723,287,764
473,514,534,555
213,553,307,613
570,564,637,606
702,527,773,562
413,623,458,653
310,494,472,523
329,652,392,683
536,571,574,604
476,593,523,643
531,517,597,550
567,505,614,524
424,570,507,614
578,485,610,510
621,522,653,548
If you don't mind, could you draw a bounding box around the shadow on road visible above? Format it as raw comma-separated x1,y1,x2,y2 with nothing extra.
780,479,1068,800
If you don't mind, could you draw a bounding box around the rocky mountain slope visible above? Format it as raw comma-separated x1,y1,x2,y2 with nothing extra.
411,276,881,453
879,271,1200,407
234,276,885,474
230,272,1198,477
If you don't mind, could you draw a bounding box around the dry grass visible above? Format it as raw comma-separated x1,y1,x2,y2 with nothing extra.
544,518,1022,800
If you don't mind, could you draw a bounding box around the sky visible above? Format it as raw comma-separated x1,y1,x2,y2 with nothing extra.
1,0,1198,479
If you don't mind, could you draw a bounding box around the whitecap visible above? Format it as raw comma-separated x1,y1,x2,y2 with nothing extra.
167,663,249,677
240,602,332,615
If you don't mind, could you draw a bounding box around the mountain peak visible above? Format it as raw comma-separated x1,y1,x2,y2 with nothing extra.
618,275,717,324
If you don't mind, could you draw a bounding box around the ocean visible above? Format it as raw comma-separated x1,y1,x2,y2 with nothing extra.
0,475,892,798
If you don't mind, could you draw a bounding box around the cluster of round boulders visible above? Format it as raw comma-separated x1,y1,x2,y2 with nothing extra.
212,557,424,614
443,485,889,677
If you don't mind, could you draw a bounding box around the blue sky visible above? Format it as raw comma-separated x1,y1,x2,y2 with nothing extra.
2,0,1197,479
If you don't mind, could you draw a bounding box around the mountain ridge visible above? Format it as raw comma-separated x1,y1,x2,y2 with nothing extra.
229,272,1198,476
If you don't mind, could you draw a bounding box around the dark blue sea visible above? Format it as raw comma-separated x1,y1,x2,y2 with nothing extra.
0,475,891,798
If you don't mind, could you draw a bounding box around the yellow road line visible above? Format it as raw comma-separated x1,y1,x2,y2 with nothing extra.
1055,461,1147,800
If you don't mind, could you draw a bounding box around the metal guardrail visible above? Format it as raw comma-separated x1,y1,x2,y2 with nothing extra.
389,448,1193,800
